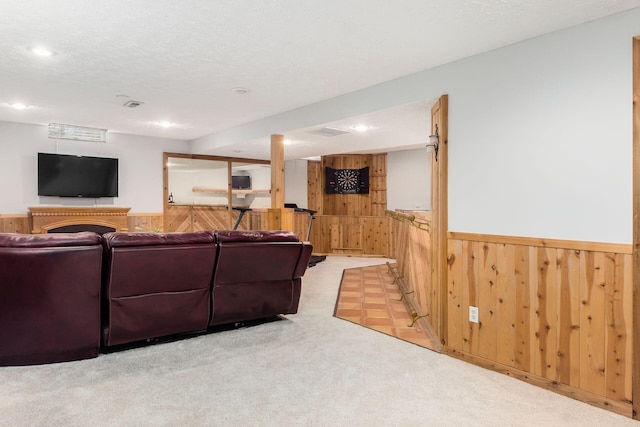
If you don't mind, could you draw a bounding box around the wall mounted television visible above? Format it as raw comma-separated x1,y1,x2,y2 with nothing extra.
231,175,251,190
38,153,119,198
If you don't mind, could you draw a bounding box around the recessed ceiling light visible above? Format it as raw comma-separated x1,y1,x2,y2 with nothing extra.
29,46,54,57
151,121,175,128
284,139,294,145
11,103,28,110
352,124,369,132
231,87,250,95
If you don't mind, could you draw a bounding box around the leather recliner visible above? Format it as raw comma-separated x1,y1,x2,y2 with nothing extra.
0,232,102,365
209,230,313,326
101,231,217,347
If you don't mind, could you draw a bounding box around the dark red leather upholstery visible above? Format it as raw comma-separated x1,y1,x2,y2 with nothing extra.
0,232,102,365
101,231,217,347
0,228,314,362
209,230,312,326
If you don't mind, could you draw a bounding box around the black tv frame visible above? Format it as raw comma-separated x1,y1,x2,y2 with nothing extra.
37,152,119,198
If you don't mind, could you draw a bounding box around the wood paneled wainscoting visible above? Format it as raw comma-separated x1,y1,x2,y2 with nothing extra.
0,212,163,234
127,212,164,232
0,214,30,233
446,232,632,416
386,210,434,324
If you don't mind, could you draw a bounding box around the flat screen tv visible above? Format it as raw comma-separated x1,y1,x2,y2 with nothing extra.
231,175,251,190
38,153,119,198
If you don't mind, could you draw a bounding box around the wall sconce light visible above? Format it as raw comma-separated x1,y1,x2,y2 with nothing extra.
426,124,439,161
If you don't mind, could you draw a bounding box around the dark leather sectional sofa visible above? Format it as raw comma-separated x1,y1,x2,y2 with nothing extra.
0,230,312,366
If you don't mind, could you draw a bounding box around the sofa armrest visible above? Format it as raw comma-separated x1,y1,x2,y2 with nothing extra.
0,232,100,248
293,242,313,279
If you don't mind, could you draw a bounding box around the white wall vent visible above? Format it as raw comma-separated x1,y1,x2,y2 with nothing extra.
48,123,107,142
123,100,144,108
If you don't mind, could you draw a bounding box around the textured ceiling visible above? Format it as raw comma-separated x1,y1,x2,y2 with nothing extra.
1,0,639,156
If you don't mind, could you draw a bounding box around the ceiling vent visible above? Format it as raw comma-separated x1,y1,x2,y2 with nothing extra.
48,123,107,143
306,127,350,137
123,100,144,108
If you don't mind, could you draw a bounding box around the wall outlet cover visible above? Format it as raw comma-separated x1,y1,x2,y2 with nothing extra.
469,306,479,323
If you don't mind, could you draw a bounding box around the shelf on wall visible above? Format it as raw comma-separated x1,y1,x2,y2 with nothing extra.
191,187,271,195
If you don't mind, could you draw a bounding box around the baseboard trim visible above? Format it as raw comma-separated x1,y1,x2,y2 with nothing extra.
442,346,632,418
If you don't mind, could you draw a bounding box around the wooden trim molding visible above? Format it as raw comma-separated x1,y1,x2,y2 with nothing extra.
29,206,131,234
632,34,640,421
448,231,632,254
431,95,449,345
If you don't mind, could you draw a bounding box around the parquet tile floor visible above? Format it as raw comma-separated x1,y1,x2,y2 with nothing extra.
333,263,439,352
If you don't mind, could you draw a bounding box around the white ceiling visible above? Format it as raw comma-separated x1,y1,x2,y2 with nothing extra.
1,0,639,158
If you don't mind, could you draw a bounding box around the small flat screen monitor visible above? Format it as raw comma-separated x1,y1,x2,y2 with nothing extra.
232,175,251,190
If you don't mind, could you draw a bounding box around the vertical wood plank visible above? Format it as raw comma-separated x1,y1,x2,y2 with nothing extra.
478,242,498,360
556,249,581,388
531,247,557,380
580,251,607,396
462,240,479,355
514,245,531,372
496,243,516,367
447,239,464,351
605,253,628,402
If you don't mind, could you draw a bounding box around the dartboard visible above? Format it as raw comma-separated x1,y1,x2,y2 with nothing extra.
336,169,359,192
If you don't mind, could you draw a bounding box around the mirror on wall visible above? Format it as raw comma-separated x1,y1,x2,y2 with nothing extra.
167,156,229,205
163,153,270,232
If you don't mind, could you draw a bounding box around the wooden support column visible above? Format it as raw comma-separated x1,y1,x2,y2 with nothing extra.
268,134,294,231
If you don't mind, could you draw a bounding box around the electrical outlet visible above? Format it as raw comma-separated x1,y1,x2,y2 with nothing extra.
469,306,479,323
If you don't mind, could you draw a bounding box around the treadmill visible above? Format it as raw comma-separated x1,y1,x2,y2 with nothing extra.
285,203,326,268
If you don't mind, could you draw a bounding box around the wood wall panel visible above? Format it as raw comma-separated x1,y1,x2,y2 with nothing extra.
127,213,163,232
2,212,160,234
0,214,30,233
320,154,386,217
307,161,322,214
165,205,193,232
495,244,516,367
192,206,232,231
393,212,434,326
309,215,391,256
447,236,633,412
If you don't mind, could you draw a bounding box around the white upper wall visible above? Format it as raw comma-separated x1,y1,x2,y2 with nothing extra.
284,159,309,209
0,121,188,214
387,149,430,211
192,8,639,244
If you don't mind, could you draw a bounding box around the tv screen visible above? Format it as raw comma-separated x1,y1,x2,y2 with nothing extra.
232,175,251,190
38,153,119,198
